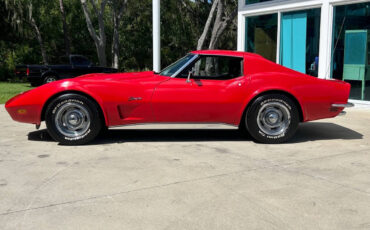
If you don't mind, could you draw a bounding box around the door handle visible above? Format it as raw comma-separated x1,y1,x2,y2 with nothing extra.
128,97,142,101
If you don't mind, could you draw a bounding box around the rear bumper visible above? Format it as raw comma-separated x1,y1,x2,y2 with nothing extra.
338,111,347,116
331,103,354,108
331,103,354,117
27,75,42,83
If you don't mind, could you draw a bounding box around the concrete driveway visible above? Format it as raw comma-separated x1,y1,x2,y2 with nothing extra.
1,105,370,230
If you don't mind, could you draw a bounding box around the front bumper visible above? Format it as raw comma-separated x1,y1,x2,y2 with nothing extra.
5,105,41,124
5,92,42,125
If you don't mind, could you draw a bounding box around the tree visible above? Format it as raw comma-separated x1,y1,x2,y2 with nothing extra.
197,0,219,50
1,0,238,79
110,0,127,69
80,0,108,66
29,10,48,64
197,0,237,50
59,0,72,57
4,0,49,64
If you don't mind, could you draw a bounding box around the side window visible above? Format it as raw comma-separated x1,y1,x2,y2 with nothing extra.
178,56,243,80
71,56,91,66
59,56,70,64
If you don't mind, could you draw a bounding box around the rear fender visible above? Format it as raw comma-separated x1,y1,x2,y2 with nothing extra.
41,70,59,79
238,74,308,123
239,87,306,124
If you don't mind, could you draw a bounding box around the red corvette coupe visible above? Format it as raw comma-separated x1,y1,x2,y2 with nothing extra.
5,50,353,145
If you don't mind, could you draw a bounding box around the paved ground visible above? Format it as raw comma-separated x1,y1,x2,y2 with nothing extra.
1,105,370,230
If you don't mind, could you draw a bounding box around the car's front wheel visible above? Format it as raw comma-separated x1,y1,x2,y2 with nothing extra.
45,94,103,145
244,94,299,144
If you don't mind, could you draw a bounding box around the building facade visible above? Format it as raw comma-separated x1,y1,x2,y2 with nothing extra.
237,0,370,102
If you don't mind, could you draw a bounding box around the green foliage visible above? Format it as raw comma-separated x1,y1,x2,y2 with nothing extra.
0,0,237,79
1,0,38,81
0,82,34,103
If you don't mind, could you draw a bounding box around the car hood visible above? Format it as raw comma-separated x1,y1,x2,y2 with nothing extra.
75,71,158,83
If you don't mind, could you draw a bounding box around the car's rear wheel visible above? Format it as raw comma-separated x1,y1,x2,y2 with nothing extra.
44,75,57,84
45,94,102,145
244,94,299,144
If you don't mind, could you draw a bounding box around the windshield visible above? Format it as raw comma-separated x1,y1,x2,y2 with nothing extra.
159,54,195,77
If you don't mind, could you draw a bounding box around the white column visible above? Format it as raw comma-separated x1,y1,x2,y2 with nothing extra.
237,12,245,51
318,1,334,79
237,0,245,51
276,11,281,64
153,0,161,72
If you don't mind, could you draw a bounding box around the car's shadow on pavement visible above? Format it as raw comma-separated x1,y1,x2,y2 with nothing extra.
27,129,246,144
28,122,363,145
289,122,363,143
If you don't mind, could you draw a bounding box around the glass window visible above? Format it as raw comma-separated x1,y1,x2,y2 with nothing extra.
59,56,70,65
306,9,321,77
245,14,277,62
160,54,195,77
178,56,243,80
331,3,370,101
246,0,273,5
71,56,90,66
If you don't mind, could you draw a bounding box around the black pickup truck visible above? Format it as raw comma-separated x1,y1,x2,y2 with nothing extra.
15,55,117,86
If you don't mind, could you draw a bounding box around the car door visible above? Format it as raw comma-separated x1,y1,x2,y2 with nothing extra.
55,56,74,79
71,56,92,77
151,55,248,125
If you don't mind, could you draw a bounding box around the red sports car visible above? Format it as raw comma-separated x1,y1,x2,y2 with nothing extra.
5,50,353,145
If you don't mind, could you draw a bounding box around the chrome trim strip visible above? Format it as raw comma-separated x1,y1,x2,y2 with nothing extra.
108,122,238,129
170,54,199,78
331,103,354,108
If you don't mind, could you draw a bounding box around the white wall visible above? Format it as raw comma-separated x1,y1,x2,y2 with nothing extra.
237,0,370,79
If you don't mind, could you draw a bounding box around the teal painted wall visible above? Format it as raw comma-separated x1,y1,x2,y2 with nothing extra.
280,12,307,73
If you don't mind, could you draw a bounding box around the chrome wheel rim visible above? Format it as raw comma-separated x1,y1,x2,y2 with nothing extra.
45,77,56,83
54,102,90,138
257,101,291,136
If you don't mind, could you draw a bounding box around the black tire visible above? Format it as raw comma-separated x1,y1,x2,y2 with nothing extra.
238,114,252,138
30,82,41,87
43,75,58,84
45,94,102,145
244,94,299,144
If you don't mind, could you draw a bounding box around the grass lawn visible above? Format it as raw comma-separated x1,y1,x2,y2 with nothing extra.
0,82,34,104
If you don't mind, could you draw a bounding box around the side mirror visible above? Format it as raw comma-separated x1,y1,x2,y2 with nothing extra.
186,69,194,83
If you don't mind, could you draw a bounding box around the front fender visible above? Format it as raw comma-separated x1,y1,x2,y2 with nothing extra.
5,80,109,126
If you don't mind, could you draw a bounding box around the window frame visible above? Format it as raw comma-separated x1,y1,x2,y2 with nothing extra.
245,0,274,6
174,55,245,80
71,55,91,66
161,54,198,77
